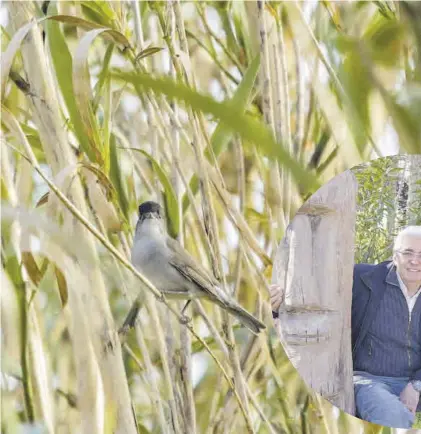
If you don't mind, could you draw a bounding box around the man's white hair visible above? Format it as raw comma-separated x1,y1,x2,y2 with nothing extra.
393,226,421,251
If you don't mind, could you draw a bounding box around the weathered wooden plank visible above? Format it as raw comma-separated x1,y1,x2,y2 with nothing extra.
272,170,357,415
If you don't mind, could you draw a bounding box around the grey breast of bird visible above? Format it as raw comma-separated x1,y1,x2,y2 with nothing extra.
131,232,197,299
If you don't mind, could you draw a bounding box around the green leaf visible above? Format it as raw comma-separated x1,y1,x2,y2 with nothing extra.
36,192,49,207
2,13,126,104
72,27,121,169
54,266,68,307
191,334,217,354
1,20,35,101
80,1,118,29
136,423,152,434
80,162,119,203
211,55,260,156
112,69,320,195
124,148,180,238
1,24,12,48
135,46,164,62
46,3,96,162
21,252,45,286
139,71,316,188
18,122,46,161
381,94,421,153
46,15,129,46
81,4,109,27
92,43,115,112
109,135,129,219
102,76,112,173
182,54,261,212
340,49,371,149
363,12,403,66
4,256,24,292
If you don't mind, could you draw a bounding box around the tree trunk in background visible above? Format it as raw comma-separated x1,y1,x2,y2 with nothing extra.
272,170,357,415
407,155,421,225
387,158,401,237
396,156,409,230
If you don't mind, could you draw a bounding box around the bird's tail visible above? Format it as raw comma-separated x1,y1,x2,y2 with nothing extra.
213,298,266,334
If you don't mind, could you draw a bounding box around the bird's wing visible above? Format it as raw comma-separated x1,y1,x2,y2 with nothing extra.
167,237,266,333
166,237,222,299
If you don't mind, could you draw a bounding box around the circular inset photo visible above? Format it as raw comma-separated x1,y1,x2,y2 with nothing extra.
270,154,421,429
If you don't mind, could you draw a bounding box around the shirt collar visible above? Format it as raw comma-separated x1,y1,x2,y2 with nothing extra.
396,271,421,298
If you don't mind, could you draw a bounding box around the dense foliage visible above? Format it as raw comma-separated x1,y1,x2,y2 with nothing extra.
1,1,421,433
354,155,421,265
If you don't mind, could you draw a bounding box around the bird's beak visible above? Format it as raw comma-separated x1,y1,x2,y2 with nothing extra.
138,212,159,222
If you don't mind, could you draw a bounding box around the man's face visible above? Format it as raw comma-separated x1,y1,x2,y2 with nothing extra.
393,235,421,288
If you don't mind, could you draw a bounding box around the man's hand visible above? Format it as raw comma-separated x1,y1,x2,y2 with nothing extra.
400,382,420,414
269,284,284,312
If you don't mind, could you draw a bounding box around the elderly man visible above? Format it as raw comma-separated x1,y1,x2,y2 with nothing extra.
270,226,421,428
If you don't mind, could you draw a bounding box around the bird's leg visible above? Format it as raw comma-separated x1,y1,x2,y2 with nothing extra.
179,300,192,324
118,298,142,337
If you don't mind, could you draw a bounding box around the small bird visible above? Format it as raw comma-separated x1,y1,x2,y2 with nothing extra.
129,201,266,334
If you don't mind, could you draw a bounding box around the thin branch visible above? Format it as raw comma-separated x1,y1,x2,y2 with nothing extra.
7,373,77,409
185,29,239,85
3,115,254,434
196,3,244,74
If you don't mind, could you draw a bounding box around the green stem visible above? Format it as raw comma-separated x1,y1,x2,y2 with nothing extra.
18,280,35,422
196,3,244,74
185,29,239,85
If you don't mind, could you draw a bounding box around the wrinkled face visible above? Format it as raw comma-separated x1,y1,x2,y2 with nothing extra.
393,235,421,288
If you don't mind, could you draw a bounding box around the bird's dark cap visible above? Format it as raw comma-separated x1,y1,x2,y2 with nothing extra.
138,201,162,217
